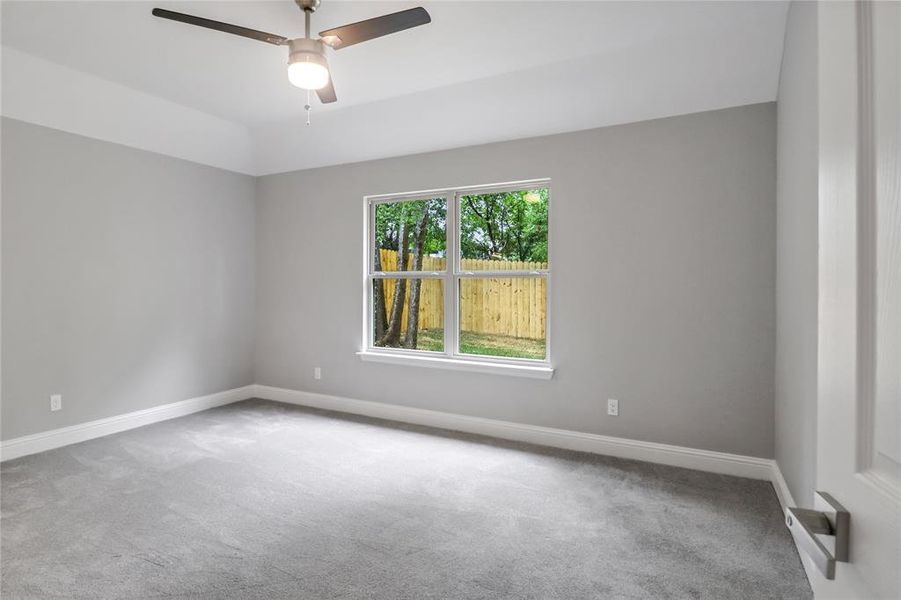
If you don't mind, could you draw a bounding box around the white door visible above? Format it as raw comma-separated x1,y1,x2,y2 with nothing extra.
816,1,901,598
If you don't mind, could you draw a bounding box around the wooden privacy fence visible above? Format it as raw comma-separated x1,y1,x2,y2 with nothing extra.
377,249,547,339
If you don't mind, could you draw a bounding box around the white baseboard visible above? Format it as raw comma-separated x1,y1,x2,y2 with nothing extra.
252,384,775,481
770,461,819,591
0,382,781,484
770,459,796,511
0,385,256,462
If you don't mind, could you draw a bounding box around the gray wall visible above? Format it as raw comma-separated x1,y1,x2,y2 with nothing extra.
1,118,256,440
255,103,777,458
775,2,819,505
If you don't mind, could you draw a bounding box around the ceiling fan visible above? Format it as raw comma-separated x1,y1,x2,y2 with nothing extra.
151,0,431,105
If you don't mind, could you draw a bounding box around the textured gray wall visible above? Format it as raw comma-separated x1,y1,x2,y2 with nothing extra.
1,118,256,440
255,103,777,458
775,2,819,505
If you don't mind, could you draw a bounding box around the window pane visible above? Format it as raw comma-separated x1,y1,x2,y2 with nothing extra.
459,277,546,360
460,187,549,268
372,278,444,352
374,198,447,272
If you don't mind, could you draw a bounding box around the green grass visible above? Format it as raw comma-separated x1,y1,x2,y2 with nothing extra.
413,328,545,360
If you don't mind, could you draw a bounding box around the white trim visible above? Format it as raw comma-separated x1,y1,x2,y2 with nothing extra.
364,179,552,203
445,191,458,358
770,461,820,591
252,384,772,480
357,350,554,379
770,460,795,513
0,385,255,462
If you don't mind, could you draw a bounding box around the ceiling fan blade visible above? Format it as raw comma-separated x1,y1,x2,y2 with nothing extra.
151,8,288,46
316,77,337,104
318,7,430,50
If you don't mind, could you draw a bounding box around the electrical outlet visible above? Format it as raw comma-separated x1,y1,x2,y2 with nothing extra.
50,394,62,412
314,367,321,380
607,398,619,417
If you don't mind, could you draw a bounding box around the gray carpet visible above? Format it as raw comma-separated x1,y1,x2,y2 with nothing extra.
1,399,811,599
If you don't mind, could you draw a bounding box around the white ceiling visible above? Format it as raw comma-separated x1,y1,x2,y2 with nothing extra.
1,1,789,175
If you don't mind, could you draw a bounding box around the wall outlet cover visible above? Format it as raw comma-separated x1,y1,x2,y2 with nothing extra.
607,398,619,416
50,394,62,412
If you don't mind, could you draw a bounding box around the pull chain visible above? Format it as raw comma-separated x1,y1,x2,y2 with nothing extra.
305,90,312,126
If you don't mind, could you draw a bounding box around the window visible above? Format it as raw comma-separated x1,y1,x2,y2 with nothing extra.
362,180,551,377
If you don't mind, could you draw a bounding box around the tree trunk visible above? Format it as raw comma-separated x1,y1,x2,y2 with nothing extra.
467,196,501,257
403,209,430,348
372,248,387,342
378,220,409,347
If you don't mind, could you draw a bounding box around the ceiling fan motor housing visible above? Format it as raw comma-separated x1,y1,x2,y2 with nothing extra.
288,38,328,65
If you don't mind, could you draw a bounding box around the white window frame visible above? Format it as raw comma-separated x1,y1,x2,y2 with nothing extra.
358,179,553,379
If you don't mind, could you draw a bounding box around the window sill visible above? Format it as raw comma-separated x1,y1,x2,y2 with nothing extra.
356,351,554,380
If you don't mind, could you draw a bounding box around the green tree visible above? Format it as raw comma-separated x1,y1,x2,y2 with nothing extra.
460,189,548,263
373,198,445,347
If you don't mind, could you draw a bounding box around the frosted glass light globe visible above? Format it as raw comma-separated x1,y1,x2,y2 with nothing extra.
288,60,329,90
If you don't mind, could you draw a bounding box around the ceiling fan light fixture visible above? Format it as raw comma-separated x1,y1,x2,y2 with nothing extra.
288,60,329,90
151,3,433,105
287,38,330,90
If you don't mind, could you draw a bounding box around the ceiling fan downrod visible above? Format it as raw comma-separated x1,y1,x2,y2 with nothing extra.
297,0,320,38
